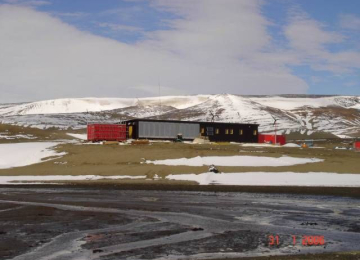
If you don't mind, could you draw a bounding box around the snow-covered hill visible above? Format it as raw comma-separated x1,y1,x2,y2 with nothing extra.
0,96,209,116
0,95,359,138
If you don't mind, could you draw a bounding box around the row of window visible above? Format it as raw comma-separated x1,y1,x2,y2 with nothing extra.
201,128,257,136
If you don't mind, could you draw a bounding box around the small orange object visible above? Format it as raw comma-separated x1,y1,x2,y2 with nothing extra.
131,140,150,145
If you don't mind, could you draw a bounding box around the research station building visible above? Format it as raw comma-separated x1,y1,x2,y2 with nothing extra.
125,119,259,143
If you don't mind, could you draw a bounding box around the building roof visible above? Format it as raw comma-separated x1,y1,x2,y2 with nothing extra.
124,118,259,126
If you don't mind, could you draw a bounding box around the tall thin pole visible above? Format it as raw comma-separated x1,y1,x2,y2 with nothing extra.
274,122,277,145
158,80,161,119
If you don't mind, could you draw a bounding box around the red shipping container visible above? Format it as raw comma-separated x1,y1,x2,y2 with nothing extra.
258,134,286,145
87,124,126,142
354,141,360,150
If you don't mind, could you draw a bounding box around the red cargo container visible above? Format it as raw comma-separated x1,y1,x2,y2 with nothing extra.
87,124,126,142
354,141,360,150
258,134,286,145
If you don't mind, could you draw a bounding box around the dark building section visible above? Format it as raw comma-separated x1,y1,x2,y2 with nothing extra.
199,122,258,143
125,119,259,143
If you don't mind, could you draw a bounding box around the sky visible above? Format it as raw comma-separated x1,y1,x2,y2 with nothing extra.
0,0,359,103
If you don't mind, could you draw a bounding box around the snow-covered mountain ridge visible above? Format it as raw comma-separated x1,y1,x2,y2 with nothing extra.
0,95,359,138
1,95,359,116
0,96,210,116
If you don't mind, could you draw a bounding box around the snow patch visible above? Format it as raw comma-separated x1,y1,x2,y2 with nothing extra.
166,172,360,187
240,143,279,148
282,143,301,148
0,175,147,185
336,134,352,139
0,133,37,140
0,142,65,169
67,133,87,140
146,155,323,167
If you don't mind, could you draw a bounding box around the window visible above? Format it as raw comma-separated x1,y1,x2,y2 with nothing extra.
201,128,205,134
215,128,219,134
239,129,243,135
230,129,234,134
253,130,257,136
207,127,214,136
225,129,229,134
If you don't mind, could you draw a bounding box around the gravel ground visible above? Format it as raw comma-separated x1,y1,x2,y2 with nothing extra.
0,186,359,260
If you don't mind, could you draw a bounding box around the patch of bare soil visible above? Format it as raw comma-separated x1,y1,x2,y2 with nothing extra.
0,123,76,143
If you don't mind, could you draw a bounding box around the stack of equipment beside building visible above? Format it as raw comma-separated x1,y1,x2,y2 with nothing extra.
354,141,360,151
87,124,126,142
258,134,286,145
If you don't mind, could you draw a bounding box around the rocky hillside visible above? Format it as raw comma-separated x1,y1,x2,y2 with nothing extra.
0,94,359,138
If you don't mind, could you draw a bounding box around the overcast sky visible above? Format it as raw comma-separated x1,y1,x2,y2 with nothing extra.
0,0,359,103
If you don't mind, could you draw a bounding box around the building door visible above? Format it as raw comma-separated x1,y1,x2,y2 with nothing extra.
128,126,133,138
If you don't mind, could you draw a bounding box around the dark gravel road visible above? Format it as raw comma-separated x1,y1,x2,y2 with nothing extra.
0,186,359,260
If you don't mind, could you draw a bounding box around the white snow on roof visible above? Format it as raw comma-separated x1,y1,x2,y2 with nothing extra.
166,172,360,187
146,155,323,167
0,142,65,169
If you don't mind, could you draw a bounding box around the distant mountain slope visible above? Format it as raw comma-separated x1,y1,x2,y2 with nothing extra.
0,96,209,116
249,96,360,110
0,94,359,138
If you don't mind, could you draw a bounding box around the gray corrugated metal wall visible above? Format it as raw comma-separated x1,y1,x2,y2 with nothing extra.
138,121,200,139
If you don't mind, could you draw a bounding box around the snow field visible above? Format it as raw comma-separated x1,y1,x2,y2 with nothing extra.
0,175,146,184
67,133,87,140
146,155,323,167
166,172,360,187
0,142,65,169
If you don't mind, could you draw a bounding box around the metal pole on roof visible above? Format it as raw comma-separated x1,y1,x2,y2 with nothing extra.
275,121,277,145
272,115,278,145
158,80,161,120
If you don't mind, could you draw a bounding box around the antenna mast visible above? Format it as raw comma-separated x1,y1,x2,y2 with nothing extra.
271,115,278,145
158,80,162,119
